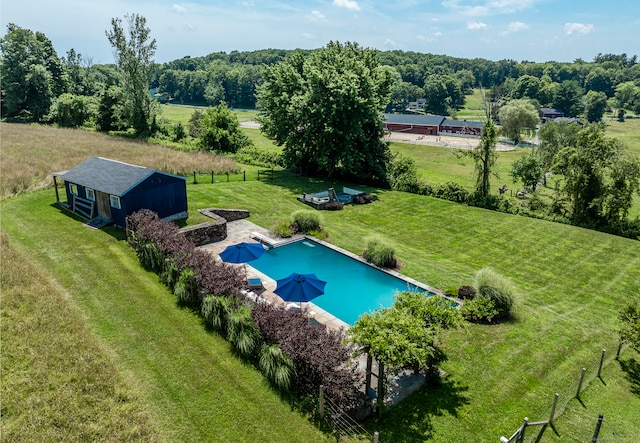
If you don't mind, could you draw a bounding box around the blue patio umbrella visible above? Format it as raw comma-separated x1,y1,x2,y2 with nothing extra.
219,242,266,279
274,273,326,303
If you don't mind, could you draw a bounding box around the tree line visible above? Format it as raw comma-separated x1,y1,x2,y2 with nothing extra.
3,19,640,130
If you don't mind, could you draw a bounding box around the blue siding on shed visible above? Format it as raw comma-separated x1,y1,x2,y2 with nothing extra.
55,157,188,227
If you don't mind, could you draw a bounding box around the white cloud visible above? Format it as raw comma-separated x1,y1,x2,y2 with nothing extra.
333,0,361,12
503,21,527,34
183,22,195,31
565,22,594,35
172,4,186,14
443,0,537,16
302,32,316,39
417,32,443,43
307,10,325,21
468,21,488,30
384,38,398,47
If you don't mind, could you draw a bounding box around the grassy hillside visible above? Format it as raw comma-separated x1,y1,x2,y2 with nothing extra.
0,123,238,199
2,124,639,442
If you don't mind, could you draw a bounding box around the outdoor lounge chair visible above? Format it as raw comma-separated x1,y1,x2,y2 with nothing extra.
248,278,264,291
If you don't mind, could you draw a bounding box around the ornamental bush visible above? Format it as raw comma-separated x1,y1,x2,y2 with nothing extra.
291,210,322,234
362,235,396,268
473,267,518,319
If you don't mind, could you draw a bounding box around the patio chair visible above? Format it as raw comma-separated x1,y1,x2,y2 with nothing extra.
248,277,264,291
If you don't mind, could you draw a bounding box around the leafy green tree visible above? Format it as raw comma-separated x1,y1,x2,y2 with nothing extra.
619,298,640,352
389,80,423,112
466,119,498,201
613,81,640,111
552,80,584,117
583,90,608,122
47,93,98,127
96,78,126,132
511,75,542,102
498,99,540,143
423,74,464,115
0,24,65,121
105,14,158,135
535,120,583,170
348,291,461,376
584,66,614,97
511,155,543,191
197,103,252,153
552,124,640,225
257,41,393,182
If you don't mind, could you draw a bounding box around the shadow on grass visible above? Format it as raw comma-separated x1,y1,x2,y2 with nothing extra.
362,375,470,442
262,172,381,198
619,355,640,397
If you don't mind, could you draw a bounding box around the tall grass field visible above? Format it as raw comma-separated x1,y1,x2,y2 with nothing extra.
2,122,639,442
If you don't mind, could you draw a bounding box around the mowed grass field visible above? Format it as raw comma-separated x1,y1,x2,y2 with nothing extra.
2,123,640,442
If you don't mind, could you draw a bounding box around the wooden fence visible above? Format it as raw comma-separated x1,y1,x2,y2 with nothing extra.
500,341,628,442
188,169,277,184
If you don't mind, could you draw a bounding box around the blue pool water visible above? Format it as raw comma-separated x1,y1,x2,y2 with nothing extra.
250,239,431,325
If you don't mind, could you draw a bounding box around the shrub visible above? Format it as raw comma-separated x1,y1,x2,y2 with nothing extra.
460,297,499,323
227,304,260,357
444,286,458,298
234,146,284,168
291,210,322,234
473,267,518,319
272,219,293,238
353,193,373,204
433,181,470,204
259,344,295,390
201,294,234,332
362,235,396,268
457,285,477,300
251,303,359,411
174,268,199,308
324,202,344,210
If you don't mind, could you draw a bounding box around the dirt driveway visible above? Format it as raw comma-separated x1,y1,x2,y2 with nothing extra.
241,121,519,151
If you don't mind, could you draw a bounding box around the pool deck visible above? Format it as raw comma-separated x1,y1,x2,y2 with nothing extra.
198,219,350,331
198,218,440,406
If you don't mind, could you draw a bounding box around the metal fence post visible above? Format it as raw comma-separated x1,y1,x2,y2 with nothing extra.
597,349,606,379
517,417,528,443
616,340,623,360
211,171,214,183
549,393,559,425
591,414,604,442
193,171,197,184
576,368,587,398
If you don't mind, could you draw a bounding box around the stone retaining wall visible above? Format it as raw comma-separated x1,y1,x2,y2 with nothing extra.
179,208,250,246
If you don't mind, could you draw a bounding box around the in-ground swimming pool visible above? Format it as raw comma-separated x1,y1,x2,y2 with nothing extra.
250,238,433,325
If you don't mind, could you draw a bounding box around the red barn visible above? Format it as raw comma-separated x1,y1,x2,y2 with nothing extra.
384,113,445,136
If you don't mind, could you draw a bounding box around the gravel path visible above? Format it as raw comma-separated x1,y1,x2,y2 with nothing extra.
241,121,521,151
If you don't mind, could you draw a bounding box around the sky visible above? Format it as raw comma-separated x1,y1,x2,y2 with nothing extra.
2,0,639,65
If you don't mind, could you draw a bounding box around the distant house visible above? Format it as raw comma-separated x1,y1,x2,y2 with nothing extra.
53,157,188,227
439,119,483,136
383,113,446,135
540,108,564,121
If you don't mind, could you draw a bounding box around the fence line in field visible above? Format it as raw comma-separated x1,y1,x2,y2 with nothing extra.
500,341,629,443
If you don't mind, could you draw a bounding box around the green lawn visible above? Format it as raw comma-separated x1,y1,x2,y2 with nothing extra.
4,174,640,441
159,104,259,125
1,191,331,443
